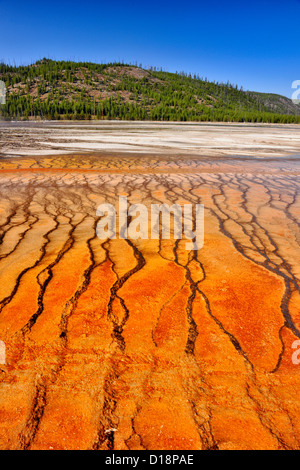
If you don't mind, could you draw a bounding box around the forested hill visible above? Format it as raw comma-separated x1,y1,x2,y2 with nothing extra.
0,59,299,123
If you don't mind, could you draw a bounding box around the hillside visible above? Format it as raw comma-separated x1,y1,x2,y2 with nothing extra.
249,91,300,115
0,59,299,123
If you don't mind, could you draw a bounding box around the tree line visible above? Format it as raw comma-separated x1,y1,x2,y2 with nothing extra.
1,59,299,123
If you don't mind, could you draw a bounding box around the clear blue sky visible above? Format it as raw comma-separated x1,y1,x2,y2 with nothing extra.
1,0,299,97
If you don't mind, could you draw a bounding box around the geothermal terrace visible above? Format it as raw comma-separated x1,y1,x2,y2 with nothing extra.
0,122,299,450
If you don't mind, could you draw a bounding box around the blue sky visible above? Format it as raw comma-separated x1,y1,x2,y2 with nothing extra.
1,0,299,97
